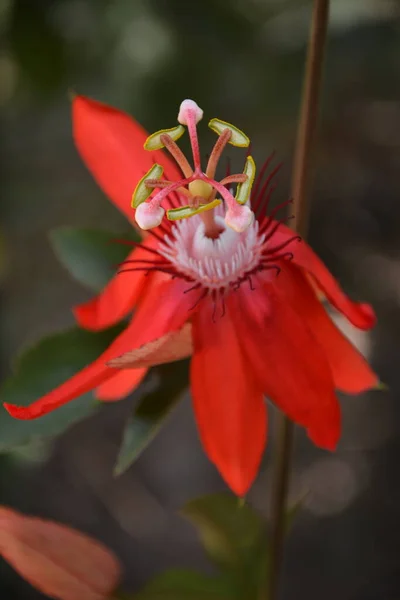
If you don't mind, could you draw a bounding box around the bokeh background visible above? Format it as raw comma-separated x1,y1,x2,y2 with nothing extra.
1,0,400,598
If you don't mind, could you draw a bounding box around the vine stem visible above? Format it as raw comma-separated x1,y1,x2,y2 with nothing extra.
268,1,330,598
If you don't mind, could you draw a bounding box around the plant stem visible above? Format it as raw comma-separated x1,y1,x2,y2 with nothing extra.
268,1,330,598
291,0,330,239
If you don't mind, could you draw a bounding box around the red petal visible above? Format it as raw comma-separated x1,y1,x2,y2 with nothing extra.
5,280,187,420
271,223,376,330
0,506,121,600
278,264,378,394
232,285,341,450
73,236,160,331
4,325,138,420
191,300,267,496
72,96,180,220
107,322,193,369
95,368,147,401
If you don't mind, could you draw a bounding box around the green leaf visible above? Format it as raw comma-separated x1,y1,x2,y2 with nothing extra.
114,361,189,475
7,438,52,466
0,325,123,452
49,228,140,292
135,569,236,600
181,493,265,570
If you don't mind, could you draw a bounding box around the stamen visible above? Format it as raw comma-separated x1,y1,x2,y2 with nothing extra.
132,164,164,208
208,118,250,147
167,198,221,222
206,128,232,178
135,176,194,229
144,124,185,151
220,174,248,186
133,99,257,233
144,179,173,189
235,156,256,205
160,134,193,178
147,177,194,207
186,109,202,171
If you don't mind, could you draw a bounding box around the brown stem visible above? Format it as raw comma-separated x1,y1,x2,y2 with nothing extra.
268,1,330,599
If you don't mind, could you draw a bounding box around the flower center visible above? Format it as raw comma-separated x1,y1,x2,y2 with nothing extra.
132,99,257,235
158,207,265,292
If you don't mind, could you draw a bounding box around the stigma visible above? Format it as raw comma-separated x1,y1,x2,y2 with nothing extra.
132,99,256,234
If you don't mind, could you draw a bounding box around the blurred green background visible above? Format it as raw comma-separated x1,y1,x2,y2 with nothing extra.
1,0,400,598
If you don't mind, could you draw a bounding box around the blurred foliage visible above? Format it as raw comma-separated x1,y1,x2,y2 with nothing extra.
0,324,123,452
134,569,236,600
181,495,265,571
131,492,302,599
49,227,139,292
134,492,278,599
115,360,189,476
49,225,192,473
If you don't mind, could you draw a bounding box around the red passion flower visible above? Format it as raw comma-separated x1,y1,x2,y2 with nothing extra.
4,97,378,496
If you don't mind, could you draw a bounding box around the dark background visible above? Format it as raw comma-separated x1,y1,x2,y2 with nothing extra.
1,0,400,598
